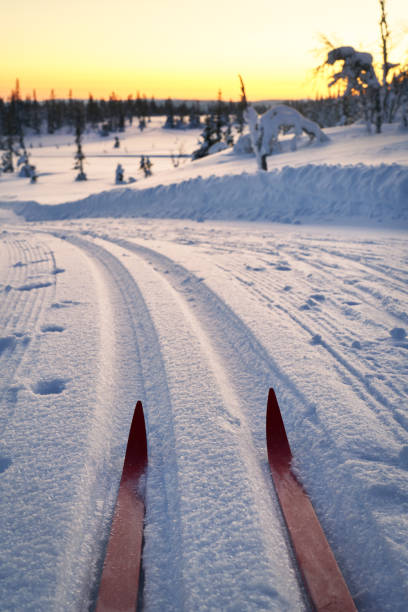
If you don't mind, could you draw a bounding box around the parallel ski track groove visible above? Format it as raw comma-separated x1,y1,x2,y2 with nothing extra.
62,234,187,612
88,233,408,608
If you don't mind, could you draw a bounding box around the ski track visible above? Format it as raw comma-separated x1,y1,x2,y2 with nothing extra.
64,234,189,612
81,222,408,612
67,233,307,611
1,221,407,611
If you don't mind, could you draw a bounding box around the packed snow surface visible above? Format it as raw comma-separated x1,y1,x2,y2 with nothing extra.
0,119,407,611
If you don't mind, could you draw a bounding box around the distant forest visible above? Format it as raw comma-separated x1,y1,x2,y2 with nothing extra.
0,80,362,143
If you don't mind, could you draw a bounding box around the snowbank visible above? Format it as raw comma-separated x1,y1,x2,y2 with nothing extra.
8,162,408,226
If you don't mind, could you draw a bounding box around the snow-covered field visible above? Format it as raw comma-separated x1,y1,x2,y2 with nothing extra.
0,118,408,611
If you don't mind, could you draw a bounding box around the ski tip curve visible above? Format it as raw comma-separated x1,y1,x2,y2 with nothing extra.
123,400,148,479
266,388,292,469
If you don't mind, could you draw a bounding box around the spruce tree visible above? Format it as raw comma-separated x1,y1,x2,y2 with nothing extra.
74,109,87,181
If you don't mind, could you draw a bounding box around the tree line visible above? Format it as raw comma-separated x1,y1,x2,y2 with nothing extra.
0,83,248,138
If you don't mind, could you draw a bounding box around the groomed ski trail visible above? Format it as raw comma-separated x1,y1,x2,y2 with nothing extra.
2,221,407,612
84,223,407,612
68,233,307,611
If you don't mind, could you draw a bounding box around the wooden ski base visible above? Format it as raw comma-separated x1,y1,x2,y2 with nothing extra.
266,388,356,612
96,401,148,612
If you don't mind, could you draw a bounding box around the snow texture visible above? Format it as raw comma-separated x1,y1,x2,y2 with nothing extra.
0,119,407,612
7,162,408,226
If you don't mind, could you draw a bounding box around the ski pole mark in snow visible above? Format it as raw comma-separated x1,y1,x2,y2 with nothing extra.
32,378,67,395
0,336,17,355
17,280,54,292
390,327,406,340
0,456,12,474
218,238,408,446
40,324,65,333
1,229,144,611
50,299,81,308
310,293,325,302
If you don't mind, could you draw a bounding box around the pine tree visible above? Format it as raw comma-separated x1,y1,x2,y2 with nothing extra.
47,89,57,134
191,115,218,159
164,98,175,128
188,101,201,128
31,90,41,134
86,94,100,127
1,89,19,173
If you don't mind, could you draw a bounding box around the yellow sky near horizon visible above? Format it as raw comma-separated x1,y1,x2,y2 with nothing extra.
1,0,407,101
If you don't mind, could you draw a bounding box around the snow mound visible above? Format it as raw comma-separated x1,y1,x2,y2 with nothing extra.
10,163,408,226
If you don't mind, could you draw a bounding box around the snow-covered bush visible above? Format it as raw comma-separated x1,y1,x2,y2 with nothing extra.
207,141,228,155
233,133,253,154
244,105,329,169
115,163,124,184
17,152,36,181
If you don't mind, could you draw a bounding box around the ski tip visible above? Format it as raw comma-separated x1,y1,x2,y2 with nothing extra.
124,401,148,478
266,388,292,468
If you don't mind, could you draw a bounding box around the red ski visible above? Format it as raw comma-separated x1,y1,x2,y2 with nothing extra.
266,388,356,612
96,401,148,612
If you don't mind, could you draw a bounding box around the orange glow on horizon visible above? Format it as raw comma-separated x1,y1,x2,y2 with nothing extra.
0,66,330,102
1,0,406,103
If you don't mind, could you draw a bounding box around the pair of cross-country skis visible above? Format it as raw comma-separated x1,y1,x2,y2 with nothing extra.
95,389,356,612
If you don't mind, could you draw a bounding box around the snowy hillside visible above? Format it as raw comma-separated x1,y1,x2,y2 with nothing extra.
0,119,408,611
0,118,407,226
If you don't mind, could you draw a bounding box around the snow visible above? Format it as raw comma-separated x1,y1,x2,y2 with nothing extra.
0,117,408,611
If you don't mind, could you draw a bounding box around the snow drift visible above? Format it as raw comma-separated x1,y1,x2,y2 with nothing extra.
8,162,408,226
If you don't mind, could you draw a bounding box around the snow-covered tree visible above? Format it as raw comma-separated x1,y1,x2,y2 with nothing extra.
322,2,404,132
74,110,87,181
115,163,124,184
223,114,234,147
1,86,20,173
244,105,329,170
188,102,201,128
17,151,34,178
326,46,382,132
1,142,14,173
191,115,219,160
164,98,175,128
244,107,266,170
140,155,152,177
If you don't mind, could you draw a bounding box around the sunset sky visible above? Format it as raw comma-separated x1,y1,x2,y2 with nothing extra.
2,0,407,101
